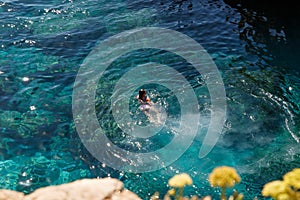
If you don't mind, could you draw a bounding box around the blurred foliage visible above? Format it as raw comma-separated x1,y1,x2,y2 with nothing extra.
150,166,300,200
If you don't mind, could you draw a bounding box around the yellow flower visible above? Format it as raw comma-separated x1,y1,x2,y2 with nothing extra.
168,173,193,188
208,166,241,188
262,180,290,199
283,168,300,189
167,189,176,196
277,193,291,200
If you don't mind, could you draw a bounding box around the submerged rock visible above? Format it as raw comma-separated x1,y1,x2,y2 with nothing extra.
0,178,141,200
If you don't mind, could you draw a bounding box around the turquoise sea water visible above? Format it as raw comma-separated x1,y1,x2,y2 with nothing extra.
0,0,299,199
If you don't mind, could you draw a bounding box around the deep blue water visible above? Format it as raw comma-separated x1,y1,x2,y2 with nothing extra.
0,0,300,199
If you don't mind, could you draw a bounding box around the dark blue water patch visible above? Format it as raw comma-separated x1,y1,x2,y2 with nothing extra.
0,0,120,59
34,23,107,59
127,0,246,56
0,2,43,47
97,49,206,90
128,0,300,76
223,0,300,71
1,0,158,59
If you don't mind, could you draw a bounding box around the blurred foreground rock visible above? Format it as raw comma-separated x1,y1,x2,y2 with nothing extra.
0,189,24,200
0,178,141,200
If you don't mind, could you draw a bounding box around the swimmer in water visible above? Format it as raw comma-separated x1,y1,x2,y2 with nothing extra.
137,89,152,111
136,89,163,124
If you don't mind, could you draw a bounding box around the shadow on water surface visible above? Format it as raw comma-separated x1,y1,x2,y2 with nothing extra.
224,0,300,70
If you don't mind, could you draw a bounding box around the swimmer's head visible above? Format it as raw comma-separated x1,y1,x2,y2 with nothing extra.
138,89,146,100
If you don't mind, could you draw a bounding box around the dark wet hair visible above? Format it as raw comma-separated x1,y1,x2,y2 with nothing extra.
138,89,146,100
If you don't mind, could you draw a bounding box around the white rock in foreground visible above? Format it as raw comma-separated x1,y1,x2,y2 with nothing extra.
0,189,24,200
0,178,141,200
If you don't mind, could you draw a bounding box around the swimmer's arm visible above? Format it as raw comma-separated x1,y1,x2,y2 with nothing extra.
136,95,142,102
136,95,144,104
146,97,152,105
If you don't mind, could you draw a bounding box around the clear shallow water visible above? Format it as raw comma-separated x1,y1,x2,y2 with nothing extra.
0,0,299,199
